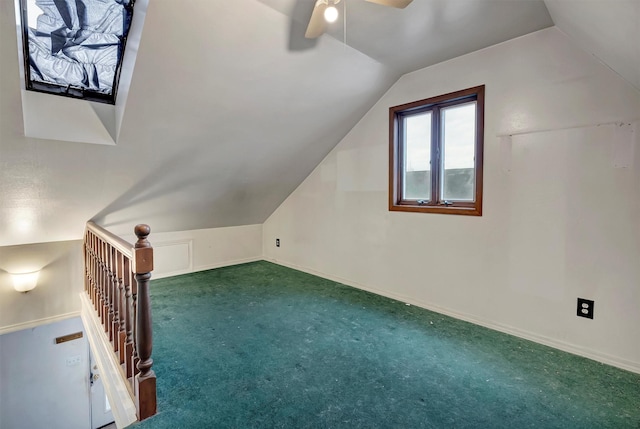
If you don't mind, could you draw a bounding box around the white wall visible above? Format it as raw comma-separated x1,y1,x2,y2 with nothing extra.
131,224,263,279
0,240,83,334
263,28,640,373
0,317,90,429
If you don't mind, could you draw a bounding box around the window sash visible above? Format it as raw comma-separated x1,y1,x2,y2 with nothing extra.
401,111,432,202
439,100,477,203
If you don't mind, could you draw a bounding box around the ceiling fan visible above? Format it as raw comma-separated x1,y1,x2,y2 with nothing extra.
305,0,413,39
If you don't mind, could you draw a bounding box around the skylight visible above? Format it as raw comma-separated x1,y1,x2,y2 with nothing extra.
19,0,135,104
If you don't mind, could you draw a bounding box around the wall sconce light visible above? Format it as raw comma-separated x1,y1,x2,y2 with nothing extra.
11,271,40,293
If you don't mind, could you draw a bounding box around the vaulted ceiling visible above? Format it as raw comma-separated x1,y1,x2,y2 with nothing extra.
0,0,638,246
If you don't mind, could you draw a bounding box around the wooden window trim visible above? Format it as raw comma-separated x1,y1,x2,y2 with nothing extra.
389,85,485,216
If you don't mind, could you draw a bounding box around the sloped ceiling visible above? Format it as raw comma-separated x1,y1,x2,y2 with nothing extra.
544,0,640,92
0,0,636,247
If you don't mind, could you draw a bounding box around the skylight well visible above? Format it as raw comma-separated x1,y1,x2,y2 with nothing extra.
19,0,135,104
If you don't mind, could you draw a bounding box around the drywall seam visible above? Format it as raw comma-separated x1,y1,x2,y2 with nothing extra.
265,257,640,375
496,118,640,138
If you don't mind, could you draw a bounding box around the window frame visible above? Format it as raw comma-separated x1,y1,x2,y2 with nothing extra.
388,85,485,216
18,0,135,105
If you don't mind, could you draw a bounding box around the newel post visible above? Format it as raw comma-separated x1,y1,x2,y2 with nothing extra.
133,224,157,420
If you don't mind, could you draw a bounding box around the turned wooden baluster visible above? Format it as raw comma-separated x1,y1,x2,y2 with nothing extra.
131,270,139,382
87,231,93,296
106,245,111,340
85,232,91,295
103,240,110,330
112,250,118,349
104,241,109,326
98,237,104,313
100,237,109,320
88,233,94,298
108,245,117,344
100,239,108,324
117,251,127,364
108,244,115,338
106,244,113,341
111,247,120,351
84,231,89,293
90,233,97,306
93,234,99,308
124,257,135,379
93,235,100,310
133,224,156,420
97,238,102,315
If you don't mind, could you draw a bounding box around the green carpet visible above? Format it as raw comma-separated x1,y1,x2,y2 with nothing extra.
132,261,640,428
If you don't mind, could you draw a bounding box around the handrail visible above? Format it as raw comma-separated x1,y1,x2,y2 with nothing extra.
86,221,134,257
83,221,157,421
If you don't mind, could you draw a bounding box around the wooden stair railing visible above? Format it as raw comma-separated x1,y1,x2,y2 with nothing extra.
83,221,156,421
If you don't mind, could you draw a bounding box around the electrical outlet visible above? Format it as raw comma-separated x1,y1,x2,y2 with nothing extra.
577,298,594,319
66,355,82,366
276,238,280,247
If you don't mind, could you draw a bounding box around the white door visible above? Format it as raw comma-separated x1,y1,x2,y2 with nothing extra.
90,351,116,429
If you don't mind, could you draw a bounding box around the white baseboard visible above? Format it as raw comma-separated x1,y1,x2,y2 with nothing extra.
80,293,137,428
0,311,81,335
265,257,640,375
193,256,262,273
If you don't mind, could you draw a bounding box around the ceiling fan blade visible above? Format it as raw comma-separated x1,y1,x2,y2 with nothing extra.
305,1,328,39
365,0,413,8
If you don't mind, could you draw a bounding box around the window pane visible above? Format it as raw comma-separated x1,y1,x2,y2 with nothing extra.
403,112,431,201
24,0,42,29
441,102,476,201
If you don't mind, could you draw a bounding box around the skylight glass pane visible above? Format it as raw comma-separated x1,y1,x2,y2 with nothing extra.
21,0,134,103
402,112,431,201
440,101,476,201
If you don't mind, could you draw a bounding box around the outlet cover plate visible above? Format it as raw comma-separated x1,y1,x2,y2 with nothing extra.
577,298,594,319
